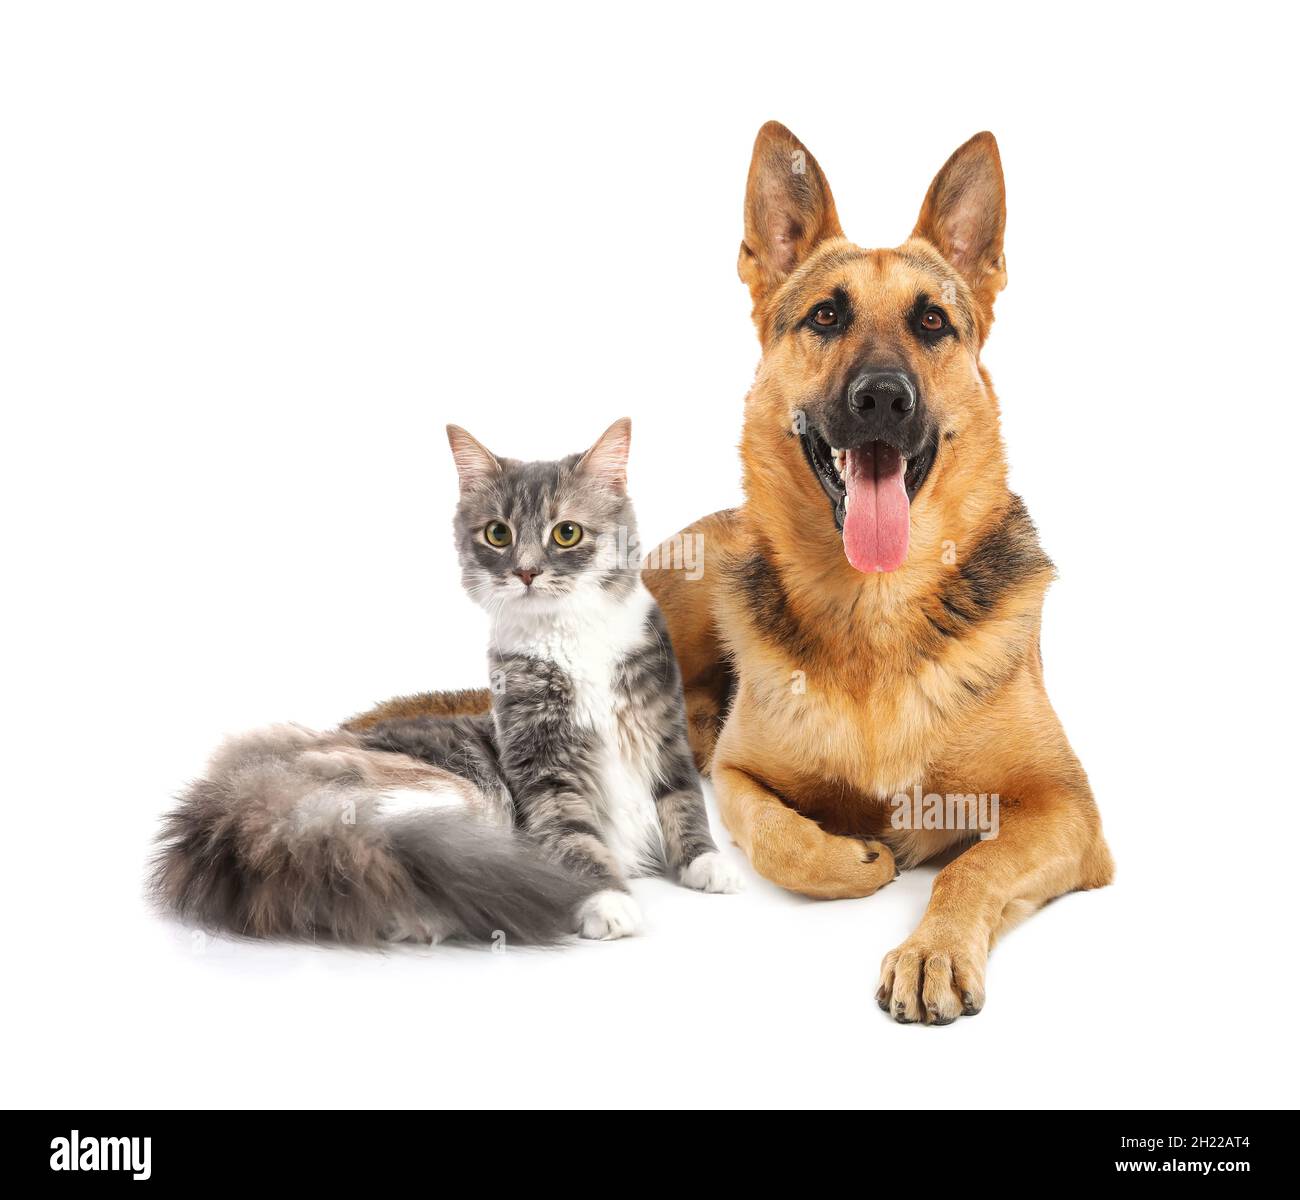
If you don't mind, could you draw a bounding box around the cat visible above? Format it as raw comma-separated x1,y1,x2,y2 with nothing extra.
151,418,740,946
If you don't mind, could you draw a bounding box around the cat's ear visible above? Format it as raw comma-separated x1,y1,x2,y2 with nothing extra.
576,418,631,493
446,424,501,489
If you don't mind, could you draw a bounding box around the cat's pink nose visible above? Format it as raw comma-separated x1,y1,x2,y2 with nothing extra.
513,568,542,587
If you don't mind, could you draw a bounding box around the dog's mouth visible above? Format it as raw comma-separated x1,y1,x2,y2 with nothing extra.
799,426,937,574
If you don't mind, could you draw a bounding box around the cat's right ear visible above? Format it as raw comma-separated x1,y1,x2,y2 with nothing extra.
446,424,501,489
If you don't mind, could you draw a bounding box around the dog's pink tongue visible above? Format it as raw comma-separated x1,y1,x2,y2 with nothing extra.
842,443,910,573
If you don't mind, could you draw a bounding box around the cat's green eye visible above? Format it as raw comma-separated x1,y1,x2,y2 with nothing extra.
483,521,512,548
551,521,583,548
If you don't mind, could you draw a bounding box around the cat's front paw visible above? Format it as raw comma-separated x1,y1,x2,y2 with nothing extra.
680,850,743,894
576,889,642,940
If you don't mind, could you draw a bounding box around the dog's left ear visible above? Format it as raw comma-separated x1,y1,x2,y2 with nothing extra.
576,417,631,493
913,132,1007,330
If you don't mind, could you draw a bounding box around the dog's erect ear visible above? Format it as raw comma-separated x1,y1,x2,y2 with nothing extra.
576,417,631,494
739,121,843,317
913,132,1007,327
446,424,501,489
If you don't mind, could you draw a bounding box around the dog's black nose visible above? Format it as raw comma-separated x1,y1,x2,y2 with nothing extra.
848,370,917,418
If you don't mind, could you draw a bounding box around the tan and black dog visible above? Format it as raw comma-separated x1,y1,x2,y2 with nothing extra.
642,123,1113,1024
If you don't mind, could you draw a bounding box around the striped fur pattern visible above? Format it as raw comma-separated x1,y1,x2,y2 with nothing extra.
436,418,739,937
152,725,588,945
151,420,737,947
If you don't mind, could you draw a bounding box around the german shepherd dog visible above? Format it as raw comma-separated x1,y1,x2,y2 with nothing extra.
642,123,1114,1024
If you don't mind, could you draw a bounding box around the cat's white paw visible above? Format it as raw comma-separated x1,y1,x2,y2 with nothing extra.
576,889,642,940
680,850,743,894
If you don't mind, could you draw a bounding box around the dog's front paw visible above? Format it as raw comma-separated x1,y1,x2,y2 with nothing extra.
747,810,897,899
576,889,642,941
680,850,742,894
875,928,987,1025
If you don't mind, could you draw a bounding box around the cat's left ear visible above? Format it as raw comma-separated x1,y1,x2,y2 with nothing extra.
576,418,631,493
446,424,501,489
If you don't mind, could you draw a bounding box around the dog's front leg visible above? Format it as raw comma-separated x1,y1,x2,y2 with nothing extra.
713,760,896,899
876,788,1114,1024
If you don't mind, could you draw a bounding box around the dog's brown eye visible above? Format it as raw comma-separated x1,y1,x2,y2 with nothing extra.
920,309,946,331
812,304,838,327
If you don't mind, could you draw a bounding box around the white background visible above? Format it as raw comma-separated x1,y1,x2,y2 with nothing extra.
3,1,1297,1109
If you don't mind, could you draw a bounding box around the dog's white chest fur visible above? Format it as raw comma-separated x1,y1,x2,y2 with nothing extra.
493,582,666,876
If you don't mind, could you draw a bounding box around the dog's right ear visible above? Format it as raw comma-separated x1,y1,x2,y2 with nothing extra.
739,121,843,318
446,424,501,490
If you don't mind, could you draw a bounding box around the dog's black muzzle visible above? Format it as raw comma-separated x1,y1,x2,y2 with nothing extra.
797,368,938,530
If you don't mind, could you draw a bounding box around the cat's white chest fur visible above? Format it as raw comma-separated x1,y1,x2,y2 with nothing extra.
492,581,666,876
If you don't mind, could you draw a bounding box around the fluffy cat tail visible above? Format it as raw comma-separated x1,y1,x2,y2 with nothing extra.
150,724,592,947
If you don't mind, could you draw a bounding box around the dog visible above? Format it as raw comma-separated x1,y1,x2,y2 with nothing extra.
641,122,1114,1024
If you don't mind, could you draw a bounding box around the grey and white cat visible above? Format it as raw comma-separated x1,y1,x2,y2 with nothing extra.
151,418,739,946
